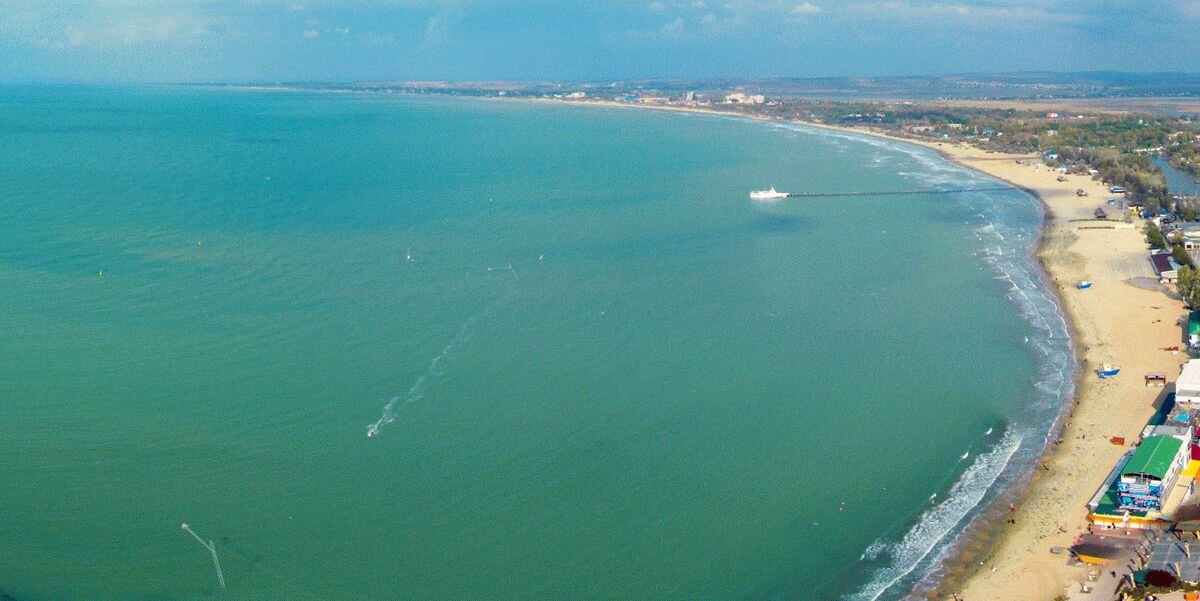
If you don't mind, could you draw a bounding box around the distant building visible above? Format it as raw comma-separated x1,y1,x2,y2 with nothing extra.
684,91,695,102
566,91,587,99
724,92,765,105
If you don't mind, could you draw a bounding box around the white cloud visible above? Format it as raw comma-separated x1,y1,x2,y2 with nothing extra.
700,11,742,34
58,13,212,48
424,10,460,44
849,1,1080,24
647,1,666,11
792,1,821,14
659,16,685,37
334,26,350,34
287,3,307,11
302,28,319,37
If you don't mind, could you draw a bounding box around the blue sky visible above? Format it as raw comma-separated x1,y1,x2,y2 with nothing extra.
0,1,1197,82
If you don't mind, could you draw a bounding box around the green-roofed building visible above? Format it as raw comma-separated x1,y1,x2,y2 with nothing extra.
1189,311,1200,351
1117,435,1189,511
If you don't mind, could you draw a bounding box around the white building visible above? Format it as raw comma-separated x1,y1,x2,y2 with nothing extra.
1176,359,1200,404
724,93,765,105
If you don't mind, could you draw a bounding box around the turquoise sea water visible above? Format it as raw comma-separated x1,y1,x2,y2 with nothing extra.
0,87,1072,601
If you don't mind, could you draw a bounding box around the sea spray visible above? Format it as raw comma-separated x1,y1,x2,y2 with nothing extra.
849,429,1023,601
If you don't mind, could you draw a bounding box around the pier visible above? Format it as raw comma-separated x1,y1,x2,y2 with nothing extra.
784,186,1015,198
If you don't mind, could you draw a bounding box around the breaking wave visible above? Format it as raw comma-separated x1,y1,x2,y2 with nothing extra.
778,123,1077,600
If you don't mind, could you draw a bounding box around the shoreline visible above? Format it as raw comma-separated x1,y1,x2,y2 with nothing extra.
537,98,1181,600
245,87,1176,599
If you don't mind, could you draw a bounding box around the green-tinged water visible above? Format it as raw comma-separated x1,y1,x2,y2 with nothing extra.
0,87,1071,601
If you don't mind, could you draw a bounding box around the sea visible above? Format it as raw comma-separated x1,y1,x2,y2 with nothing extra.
0,86,1074,601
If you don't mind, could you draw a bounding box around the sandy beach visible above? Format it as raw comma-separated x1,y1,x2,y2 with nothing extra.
565,99,1185,599
808,131,1186,600
539,98,1187,599
824,134,1182,600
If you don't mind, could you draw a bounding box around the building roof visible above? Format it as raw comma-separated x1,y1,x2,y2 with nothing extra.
1150,253,1176,275
1122,435,1184,480
1179,360,1200,398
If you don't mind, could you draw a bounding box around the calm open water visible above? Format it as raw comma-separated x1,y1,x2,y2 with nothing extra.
0,86,1072,601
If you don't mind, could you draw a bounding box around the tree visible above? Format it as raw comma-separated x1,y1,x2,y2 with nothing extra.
1179,265,1200,308
1146,222,1168,249
1174,243,1195,268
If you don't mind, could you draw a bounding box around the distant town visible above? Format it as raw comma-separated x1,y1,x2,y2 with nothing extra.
242,74,1200,215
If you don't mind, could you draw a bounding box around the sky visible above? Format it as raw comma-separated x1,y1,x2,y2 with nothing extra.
0,1,1198,82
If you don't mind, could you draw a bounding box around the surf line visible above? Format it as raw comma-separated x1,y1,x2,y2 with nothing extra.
366,271,517,438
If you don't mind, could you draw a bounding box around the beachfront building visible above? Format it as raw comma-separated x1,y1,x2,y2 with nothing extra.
1116,435,1190,512
1178,223,1200,253
1150,252,1180,284
1091,399,1200,528
1178,360,1200,404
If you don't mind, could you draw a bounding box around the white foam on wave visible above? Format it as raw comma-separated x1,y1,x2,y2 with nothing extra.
779,122,1076,599
848,429,1023,601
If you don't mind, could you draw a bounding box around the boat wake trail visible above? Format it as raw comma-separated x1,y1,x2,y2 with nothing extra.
848,429,1023,601
366,313,480,438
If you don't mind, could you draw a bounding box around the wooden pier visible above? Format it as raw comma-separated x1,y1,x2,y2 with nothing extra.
784,186,1015,198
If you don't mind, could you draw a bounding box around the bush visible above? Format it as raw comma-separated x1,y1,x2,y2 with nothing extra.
1174,243,1195,268
1147,222,1168,249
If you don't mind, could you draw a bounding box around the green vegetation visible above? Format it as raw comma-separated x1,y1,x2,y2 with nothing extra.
1146,222,1168,249
1175,244,1195,268
1178,266,1200,308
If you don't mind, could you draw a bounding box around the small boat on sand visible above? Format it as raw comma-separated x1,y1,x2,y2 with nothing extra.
1098,364,1121,378
1077,281,1093,289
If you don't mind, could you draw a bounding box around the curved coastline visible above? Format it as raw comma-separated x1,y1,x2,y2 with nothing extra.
526,98,1079,597
515,97,1176,600
303,89,1168,599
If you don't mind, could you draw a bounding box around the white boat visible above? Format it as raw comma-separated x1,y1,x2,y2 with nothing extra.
750,187,788,201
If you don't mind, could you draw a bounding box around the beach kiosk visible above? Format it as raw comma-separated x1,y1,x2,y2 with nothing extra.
1178,360,1200,405
1117,435,1190,512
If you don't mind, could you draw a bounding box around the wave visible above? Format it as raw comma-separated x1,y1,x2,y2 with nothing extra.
772,122,1076,600
850,428,1023,601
